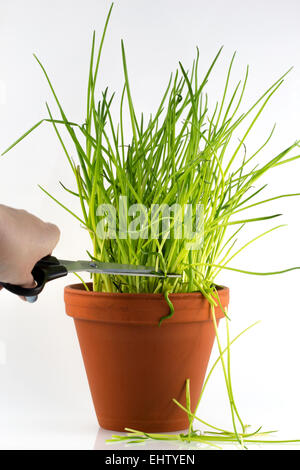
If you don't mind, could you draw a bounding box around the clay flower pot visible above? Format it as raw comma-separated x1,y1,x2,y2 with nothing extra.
64,283,229,432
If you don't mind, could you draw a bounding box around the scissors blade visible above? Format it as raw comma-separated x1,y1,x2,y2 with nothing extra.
58,259,180,278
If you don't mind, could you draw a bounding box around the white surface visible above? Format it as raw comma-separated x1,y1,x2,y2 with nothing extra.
0,0,300,450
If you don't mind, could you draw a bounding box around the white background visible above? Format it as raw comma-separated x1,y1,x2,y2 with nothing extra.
0,0,300,450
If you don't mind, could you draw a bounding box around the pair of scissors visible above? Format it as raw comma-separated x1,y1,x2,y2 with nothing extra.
0,255,180,303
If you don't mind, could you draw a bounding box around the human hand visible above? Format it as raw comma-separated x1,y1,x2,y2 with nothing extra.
0,205,60,291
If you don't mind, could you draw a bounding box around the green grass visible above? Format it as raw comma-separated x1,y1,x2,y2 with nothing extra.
2,4,300,298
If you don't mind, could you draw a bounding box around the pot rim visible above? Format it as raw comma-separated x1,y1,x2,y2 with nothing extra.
64,282,229,300
64,282,229,324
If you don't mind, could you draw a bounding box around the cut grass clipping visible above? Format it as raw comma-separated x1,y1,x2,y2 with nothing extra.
2,2,300,450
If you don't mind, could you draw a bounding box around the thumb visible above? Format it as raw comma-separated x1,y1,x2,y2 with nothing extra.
21,276,36,289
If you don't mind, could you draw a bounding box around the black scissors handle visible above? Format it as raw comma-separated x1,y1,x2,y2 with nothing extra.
0,255,68,299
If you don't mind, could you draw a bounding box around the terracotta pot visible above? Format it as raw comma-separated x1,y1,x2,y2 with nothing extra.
64,283,229,432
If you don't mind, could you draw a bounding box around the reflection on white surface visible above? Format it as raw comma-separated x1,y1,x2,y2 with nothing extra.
0,413,299,450
93,427,300,451
93,428,212,451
